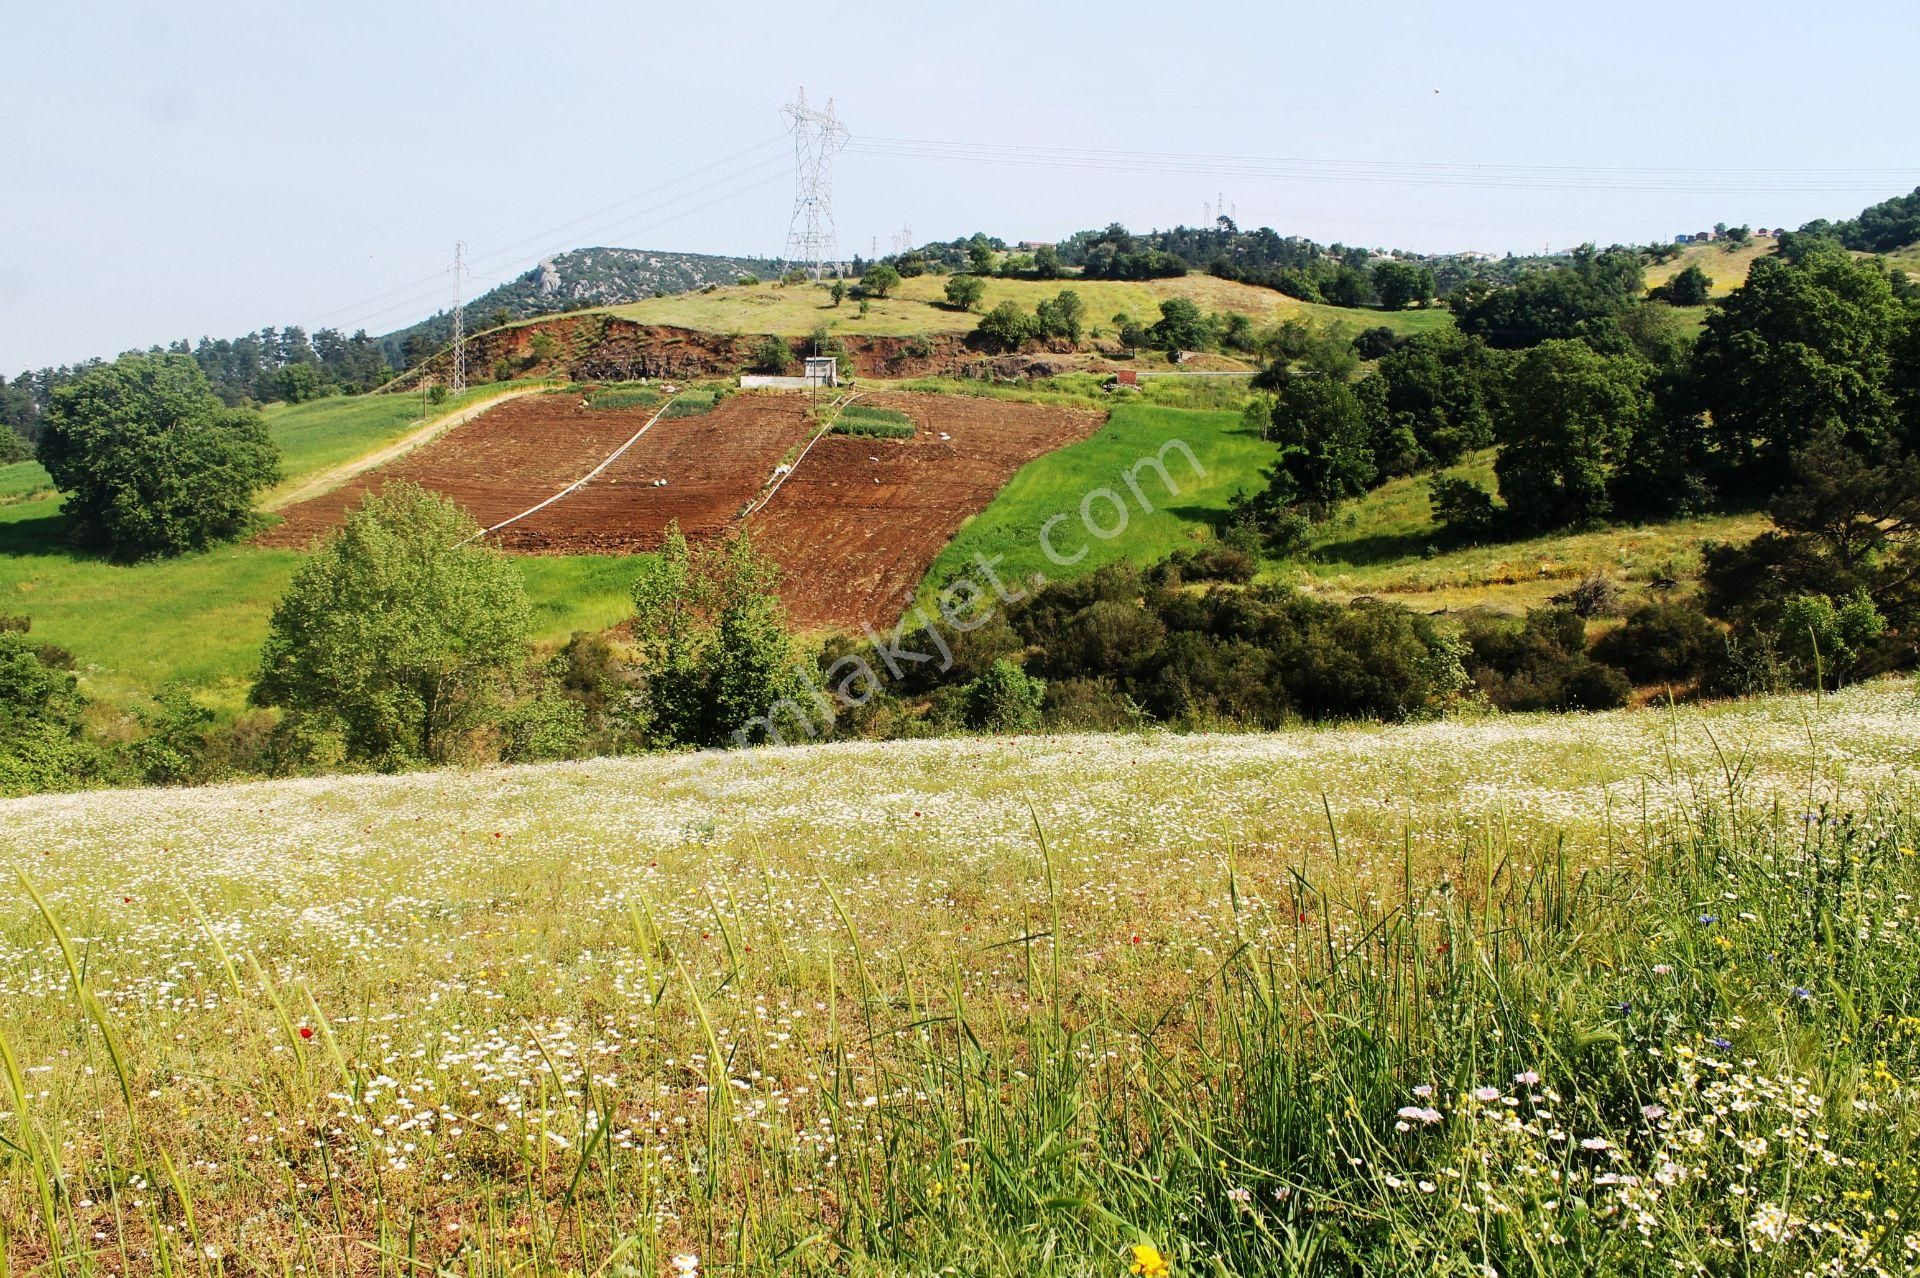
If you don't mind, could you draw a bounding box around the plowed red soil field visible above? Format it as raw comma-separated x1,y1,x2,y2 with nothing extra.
745,392,1104,630
261,389,1103,630
260,393,815,551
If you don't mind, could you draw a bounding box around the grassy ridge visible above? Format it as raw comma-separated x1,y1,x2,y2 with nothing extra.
603,271,1454,340
1,684,1914,1273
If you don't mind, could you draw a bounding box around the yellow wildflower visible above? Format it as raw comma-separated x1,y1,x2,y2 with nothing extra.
1129,1242,1171,1277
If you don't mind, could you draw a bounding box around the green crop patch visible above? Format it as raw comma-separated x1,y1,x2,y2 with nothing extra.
831,404,915,438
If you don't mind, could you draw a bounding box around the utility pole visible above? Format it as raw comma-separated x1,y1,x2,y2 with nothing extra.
450,240,468,394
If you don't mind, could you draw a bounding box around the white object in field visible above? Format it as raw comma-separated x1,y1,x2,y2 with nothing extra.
803,356,839,387
938,432,950,440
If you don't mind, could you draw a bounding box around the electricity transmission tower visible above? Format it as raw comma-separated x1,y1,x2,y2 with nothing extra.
450,240,468,393
782,88,849,279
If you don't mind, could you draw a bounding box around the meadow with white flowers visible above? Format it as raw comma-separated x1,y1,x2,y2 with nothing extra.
2,681,1918,1276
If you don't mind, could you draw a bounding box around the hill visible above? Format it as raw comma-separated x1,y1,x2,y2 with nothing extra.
600,269,1454,342
375,245,782,364
3,680,1916,1272
1642,236,1779,297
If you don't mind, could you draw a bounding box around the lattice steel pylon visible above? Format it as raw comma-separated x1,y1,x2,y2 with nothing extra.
782,88,850,280
450,240,468,394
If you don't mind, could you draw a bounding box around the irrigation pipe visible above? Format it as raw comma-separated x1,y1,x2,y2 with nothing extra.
456,393,682,546
742,390,862,519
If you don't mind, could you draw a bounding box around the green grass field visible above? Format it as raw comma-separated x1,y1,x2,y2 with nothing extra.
916,401,1762,616
259,384,518,499
920,402,1270,599
595,271,1454,341
2,681,1915,1274
1,390,644,711
1297,453,1771,610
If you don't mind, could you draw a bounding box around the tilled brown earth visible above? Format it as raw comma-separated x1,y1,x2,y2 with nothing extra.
260,389,1103,631
745,392,1104,630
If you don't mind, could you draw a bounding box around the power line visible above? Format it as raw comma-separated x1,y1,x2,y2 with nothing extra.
847,135,1915,195
304,134,789,329
323,158,792,334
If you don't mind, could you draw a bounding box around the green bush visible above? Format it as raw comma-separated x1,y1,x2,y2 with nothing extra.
749,335,795,375
959,659,1046,732
1592,601,1726,684
0,626,105,795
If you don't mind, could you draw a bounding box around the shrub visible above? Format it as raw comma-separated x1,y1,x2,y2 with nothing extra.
1428,475,1500,540
1146,546,1257,588
1592,602,1725,685
749,335,795,375
129,683,214,785
959,659,1046,732
0,626,103,795
1551,574,1623,618
1462,607,1631,712
974,301,1037,353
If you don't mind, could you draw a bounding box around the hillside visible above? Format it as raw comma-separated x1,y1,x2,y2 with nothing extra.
376,245,782,363
602,269,1454,341
3,681,1916,1272
1642,237,1779,296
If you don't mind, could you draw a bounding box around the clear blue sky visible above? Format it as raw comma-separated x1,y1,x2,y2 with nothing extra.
2,0,1916,370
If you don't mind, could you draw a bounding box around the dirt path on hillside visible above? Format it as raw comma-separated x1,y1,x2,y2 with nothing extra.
261,386,550,513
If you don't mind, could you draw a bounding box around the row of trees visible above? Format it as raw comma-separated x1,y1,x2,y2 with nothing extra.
3,325,393,450
1237,236,1917,540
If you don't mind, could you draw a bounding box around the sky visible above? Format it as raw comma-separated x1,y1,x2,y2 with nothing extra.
2,0,1917,371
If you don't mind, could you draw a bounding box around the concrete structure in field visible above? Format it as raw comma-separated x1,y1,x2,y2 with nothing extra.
740,356,840,391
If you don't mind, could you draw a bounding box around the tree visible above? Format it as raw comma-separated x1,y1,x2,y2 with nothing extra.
1034,290,1087,346
1372,260,1435,310
973,301,1037,353
943,274,986,312
1451,246,1643,348
251,483,533,766
967,237,996,275
1148,297,1211,352
1368,329,1502,468
829,279,846,306
1318,264,1371,308
1492,340,1651,532
1266,374,1378,511
1033,244,1063,279
629,522,805,746
859,263,901,298
273,361,323,403
37,353,279,559
1690,240,1905,490
1651,264,1712,306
